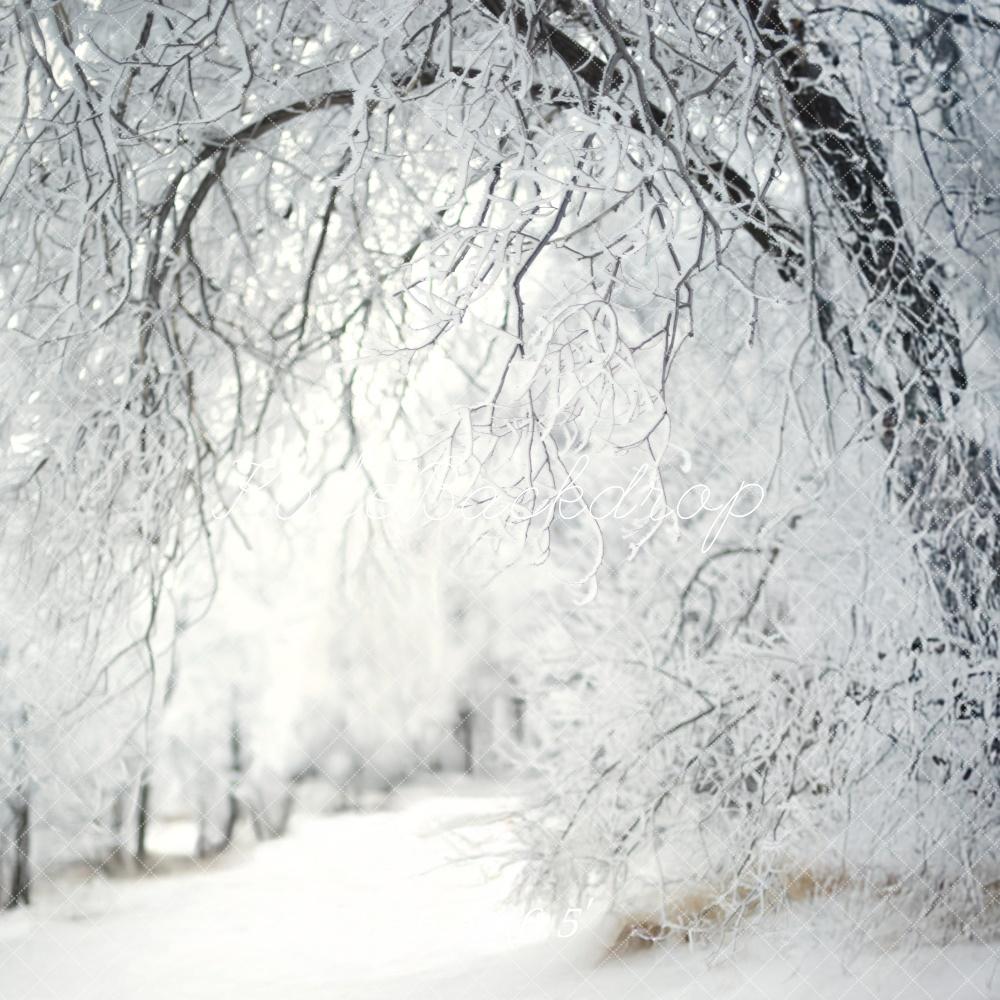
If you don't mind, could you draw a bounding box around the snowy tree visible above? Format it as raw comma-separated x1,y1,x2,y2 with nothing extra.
1,0,998,932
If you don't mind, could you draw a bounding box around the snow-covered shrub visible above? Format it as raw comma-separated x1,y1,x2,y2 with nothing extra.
502,334,1000,941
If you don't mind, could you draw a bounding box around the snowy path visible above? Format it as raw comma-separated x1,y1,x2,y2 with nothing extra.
0,788,997,1000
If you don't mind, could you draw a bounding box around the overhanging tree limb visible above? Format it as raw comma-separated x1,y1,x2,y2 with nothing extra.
477,0,999,650
477,0,805,278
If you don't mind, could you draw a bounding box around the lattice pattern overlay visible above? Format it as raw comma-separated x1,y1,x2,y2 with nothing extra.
0,2,998,997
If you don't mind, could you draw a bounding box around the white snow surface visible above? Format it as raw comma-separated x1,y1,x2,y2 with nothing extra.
0,785,996,1000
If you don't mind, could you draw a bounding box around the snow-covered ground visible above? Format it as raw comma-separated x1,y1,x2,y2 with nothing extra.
0,786,996,1000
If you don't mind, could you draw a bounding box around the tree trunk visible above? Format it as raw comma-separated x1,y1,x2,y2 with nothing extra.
135,619,183,864
745,0,999,652
221,715,243,848
5,794,30,910
135,776,152,863
511,695,527,744
455,705,476,775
